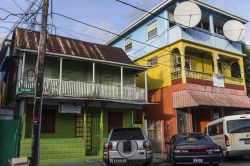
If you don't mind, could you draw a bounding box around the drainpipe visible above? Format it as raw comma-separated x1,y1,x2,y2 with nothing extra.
209,14,215,46
144,71,148,102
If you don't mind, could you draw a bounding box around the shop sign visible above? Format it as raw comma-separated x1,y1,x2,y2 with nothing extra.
213,74,224,88
59,103,81,114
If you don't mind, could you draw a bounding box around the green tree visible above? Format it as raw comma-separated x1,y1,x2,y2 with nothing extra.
242,43,250,94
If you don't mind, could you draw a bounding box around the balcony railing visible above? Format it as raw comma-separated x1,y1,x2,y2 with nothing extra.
171,70,244,86
17,78,146,102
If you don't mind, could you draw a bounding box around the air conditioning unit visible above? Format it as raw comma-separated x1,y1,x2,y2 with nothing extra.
175,56,181,65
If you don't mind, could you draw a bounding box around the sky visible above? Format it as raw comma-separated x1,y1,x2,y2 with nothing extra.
0,0,250,45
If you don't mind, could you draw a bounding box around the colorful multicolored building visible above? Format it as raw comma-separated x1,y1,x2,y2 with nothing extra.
108,0,250,152
0,28,148,164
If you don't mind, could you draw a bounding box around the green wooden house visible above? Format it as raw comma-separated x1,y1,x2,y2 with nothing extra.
0,28,148,164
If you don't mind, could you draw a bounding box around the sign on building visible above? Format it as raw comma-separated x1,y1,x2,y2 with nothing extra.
59,103,81,114
213,74,225,88
0,109,14,120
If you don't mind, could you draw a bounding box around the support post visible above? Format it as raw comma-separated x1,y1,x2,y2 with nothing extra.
59,58,63,96
31,0,49,165
20,100,26,140
144,71,148,102
100,106,104,155
92,62,95,95
212,52,219,75
237,58,246,89
180,45,186,83
21,53,26,78
121,66,124,99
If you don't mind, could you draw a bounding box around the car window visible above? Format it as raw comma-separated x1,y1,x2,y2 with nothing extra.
208,122,223,136
110,128,145,141
227,119,250,133
176,134,213,144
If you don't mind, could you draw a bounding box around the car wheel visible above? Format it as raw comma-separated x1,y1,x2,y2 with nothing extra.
143,159,153,166
212,163,220,166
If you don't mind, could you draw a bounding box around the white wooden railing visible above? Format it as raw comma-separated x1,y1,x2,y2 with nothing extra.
17,78,146,102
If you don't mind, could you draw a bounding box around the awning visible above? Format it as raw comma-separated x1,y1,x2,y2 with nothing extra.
173,90,250,109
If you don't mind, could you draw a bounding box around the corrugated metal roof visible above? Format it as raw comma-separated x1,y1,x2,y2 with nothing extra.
173,90,250,109
12,28,134,65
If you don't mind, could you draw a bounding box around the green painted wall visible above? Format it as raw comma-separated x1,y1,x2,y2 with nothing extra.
25,105,75,138
20,138,85,165
24,54,134,86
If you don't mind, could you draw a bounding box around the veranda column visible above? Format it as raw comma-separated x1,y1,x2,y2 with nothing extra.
212,52,219,75
92,62,95,95
59,58,63,96
179,45,186,83
121,66,124,99
144,71,148,102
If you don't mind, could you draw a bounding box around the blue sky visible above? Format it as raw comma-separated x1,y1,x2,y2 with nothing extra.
0,0,250,44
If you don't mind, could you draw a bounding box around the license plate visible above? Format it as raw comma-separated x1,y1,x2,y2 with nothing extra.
193,159,203,164
245,139,250,144
111,158,127,163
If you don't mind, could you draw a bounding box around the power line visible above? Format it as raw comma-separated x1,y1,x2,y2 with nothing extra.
113,0,243,43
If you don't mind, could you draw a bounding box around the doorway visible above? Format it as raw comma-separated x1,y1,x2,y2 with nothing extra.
108,112,123,132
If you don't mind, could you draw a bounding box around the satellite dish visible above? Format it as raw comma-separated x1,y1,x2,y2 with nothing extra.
223,20,246,42
174,1,202,28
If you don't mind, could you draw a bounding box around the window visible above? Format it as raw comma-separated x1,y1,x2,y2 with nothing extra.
196,14,210,31
147,57,158,67
147,20,157,39
110,128,144,141
213,17,226,35
41,110,56,133
208,122,224,136
231,62,241,78
227,119,250,133
185,56,191,70
168,9,175,28
218,62,223,75
125,36,132,51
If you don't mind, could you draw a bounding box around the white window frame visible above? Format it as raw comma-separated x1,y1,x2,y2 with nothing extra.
147,20,158,39
124,36,132,52
147,57,158,67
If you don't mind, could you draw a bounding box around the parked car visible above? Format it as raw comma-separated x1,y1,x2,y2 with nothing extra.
103,128,153,166
205,114,250,158
166,133,222,166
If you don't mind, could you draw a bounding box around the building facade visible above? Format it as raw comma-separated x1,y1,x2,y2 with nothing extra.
108,0,250,152
0,28,148,164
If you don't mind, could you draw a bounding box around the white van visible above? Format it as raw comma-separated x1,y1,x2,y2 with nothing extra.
204,114,250,157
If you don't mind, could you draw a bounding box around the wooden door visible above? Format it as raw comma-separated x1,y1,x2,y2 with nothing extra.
196,110,211,132
108,112,123,132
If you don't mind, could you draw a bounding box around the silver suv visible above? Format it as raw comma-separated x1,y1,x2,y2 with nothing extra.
103,128,153,166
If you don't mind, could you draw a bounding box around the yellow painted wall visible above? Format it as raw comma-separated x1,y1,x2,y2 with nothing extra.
135,40,245,90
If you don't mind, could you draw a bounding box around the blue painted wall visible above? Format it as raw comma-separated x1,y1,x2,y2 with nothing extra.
110,0,243,60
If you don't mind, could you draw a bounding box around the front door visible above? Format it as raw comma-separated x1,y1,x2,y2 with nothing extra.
108,112,123,132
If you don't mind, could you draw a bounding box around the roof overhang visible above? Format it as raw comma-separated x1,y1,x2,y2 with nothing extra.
173,90,250,109
106,0,248,45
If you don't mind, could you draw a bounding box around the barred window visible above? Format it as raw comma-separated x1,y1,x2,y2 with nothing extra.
125,36,132,51
147,20,157,39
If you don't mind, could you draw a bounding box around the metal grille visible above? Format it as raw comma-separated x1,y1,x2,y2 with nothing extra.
176,109,188,134
75,114,84,137
85,113,100,156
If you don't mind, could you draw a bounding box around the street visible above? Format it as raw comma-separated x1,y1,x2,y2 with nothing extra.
48,154,250,166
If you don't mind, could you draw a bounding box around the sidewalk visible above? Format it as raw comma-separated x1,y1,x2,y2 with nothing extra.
46,153,167,166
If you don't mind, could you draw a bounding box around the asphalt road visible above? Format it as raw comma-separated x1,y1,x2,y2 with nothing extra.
49,155,250,166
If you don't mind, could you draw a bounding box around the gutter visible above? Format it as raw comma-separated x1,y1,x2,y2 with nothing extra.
18,48,148,71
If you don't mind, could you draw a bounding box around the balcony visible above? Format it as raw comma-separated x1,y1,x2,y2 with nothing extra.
17,78,147,102
168,26,242,55
171,70,244,90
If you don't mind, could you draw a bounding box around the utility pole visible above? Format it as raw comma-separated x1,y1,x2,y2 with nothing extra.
31,0,49,165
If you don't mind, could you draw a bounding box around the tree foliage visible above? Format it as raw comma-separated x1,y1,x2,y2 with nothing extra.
242,43,250,94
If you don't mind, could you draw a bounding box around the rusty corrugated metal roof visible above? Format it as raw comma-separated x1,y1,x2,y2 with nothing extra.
12,28,133,65
173,90,250,109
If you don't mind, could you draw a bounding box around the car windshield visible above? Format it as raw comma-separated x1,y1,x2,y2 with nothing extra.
176,134,212,144
227,119,250,133
110,128,145,141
